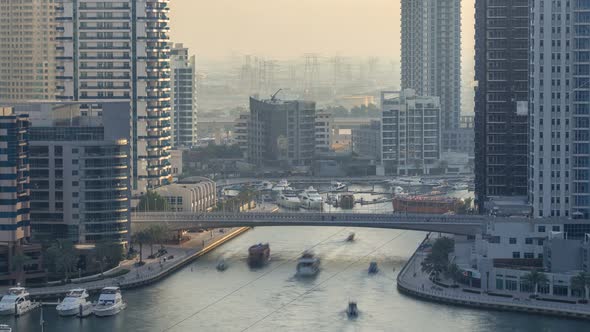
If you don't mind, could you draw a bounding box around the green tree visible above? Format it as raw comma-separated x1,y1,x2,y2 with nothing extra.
45,240,78,281
132,230,150,263
94,242,124,275
421,237,455,275
444,263,463,286
571,272,590,301
146,224,169,256
522,270,549,296
137,191,170,212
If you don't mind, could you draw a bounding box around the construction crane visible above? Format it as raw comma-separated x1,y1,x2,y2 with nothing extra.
270,88,282,101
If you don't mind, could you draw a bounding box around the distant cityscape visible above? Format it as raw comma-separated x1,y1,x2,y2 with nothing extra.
0,0,589,329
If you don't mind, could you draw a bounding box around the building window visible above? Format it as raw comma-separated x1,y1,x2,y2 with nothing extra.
538,253,543,259
553,285,568,297
538,226,546,232
505,279,518,291
509,238,517,244
489,236,501,244
512,252,521,259
525,238,533,245
496,279,504,290
524,253,534,259
552,226,560,232
538,239,544,246
72,181,78,186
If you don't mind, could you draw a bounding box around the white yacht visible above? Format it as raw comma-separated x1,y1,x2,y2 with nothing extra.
93,287,126,317
0,324,11,332
299,187,323,209
330,181,347,192
452,184,468,191
277,189,301,209
56,288,92,317
296,251,320,277
0,287,33,316
272,179,290,192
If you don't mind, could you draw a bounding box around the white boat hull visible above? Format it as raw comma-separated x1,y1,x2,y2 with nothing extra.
57,303,93,317
278,200,300,209
300,200,322,210
93,303,126,317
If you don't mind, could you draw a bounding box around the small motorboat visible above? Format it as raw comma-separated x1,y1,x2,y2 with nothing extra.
248,243,271,268
296,251,320,277
346,232,355,242
368,262,379,274
216,259,227,271
346,301,359,318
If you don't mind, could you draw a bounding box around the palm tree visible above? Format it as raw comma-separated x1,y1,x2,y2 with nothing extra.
132,230,150,263
522,270,549,296
571,272,590,301
445,263,463,286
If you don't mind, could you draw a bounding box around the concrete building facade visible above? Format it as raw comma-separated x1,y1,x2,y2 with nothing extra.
0,108,44,285
352,120,381,161
315,110,332,153
529,0,590,219
155,178,216,213
248,96,315,168
381,90,441,175
170,43,198,148
401,0,461,150
55,0,172,193
11,102,131,246
474,0,529,212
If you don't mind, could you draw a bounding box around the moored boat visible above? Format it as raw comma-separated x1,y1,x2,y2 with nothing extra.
277,189,301,209
93,287,126,317
346,232,355,242
56,288,92,317
216,259,227,271
299,186,323,209
0,287,33,316
368,261,379,274
330,181,348,192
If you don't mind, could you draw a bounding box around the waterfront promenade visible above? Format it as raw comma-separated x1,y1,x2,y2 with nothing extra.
22,227,249,299
397,238,590,320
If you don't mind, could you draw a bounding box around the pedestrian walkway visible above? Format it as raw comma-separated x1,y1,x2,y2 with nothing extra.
397,237,590,320
23,227,248,298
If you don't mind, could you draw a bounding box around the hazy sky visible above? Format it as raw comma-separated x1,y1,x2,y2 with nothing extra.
170,0,475,61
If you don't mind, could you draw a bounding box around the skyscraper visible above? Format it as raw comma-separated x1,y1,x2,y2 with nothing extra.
401,0,461,151
170,43,198,148
529,0,590,219
0,0,57,102
474,0,529,212
55,0,172,193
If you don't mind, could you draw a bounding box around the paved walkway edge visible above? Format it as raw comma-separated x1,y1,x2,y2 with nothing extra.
31,227,251,299
396,236,590,321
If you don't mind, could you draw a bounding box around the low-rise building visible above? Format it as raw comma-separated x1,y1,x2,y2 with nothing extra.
155,177,216,212
11,102,131,247
381,89,441,175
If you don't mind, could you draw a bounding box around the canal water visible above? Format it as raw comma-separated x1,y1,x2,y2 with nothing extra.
2,227,590,331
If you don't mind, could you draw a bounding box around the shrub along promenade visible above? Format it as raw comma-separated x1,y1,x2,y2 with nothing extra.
397,235,590,320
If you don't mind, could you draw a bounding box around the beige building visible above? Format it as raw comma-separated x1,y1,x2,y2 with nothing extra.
155,178,217,212
0,0,57,102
